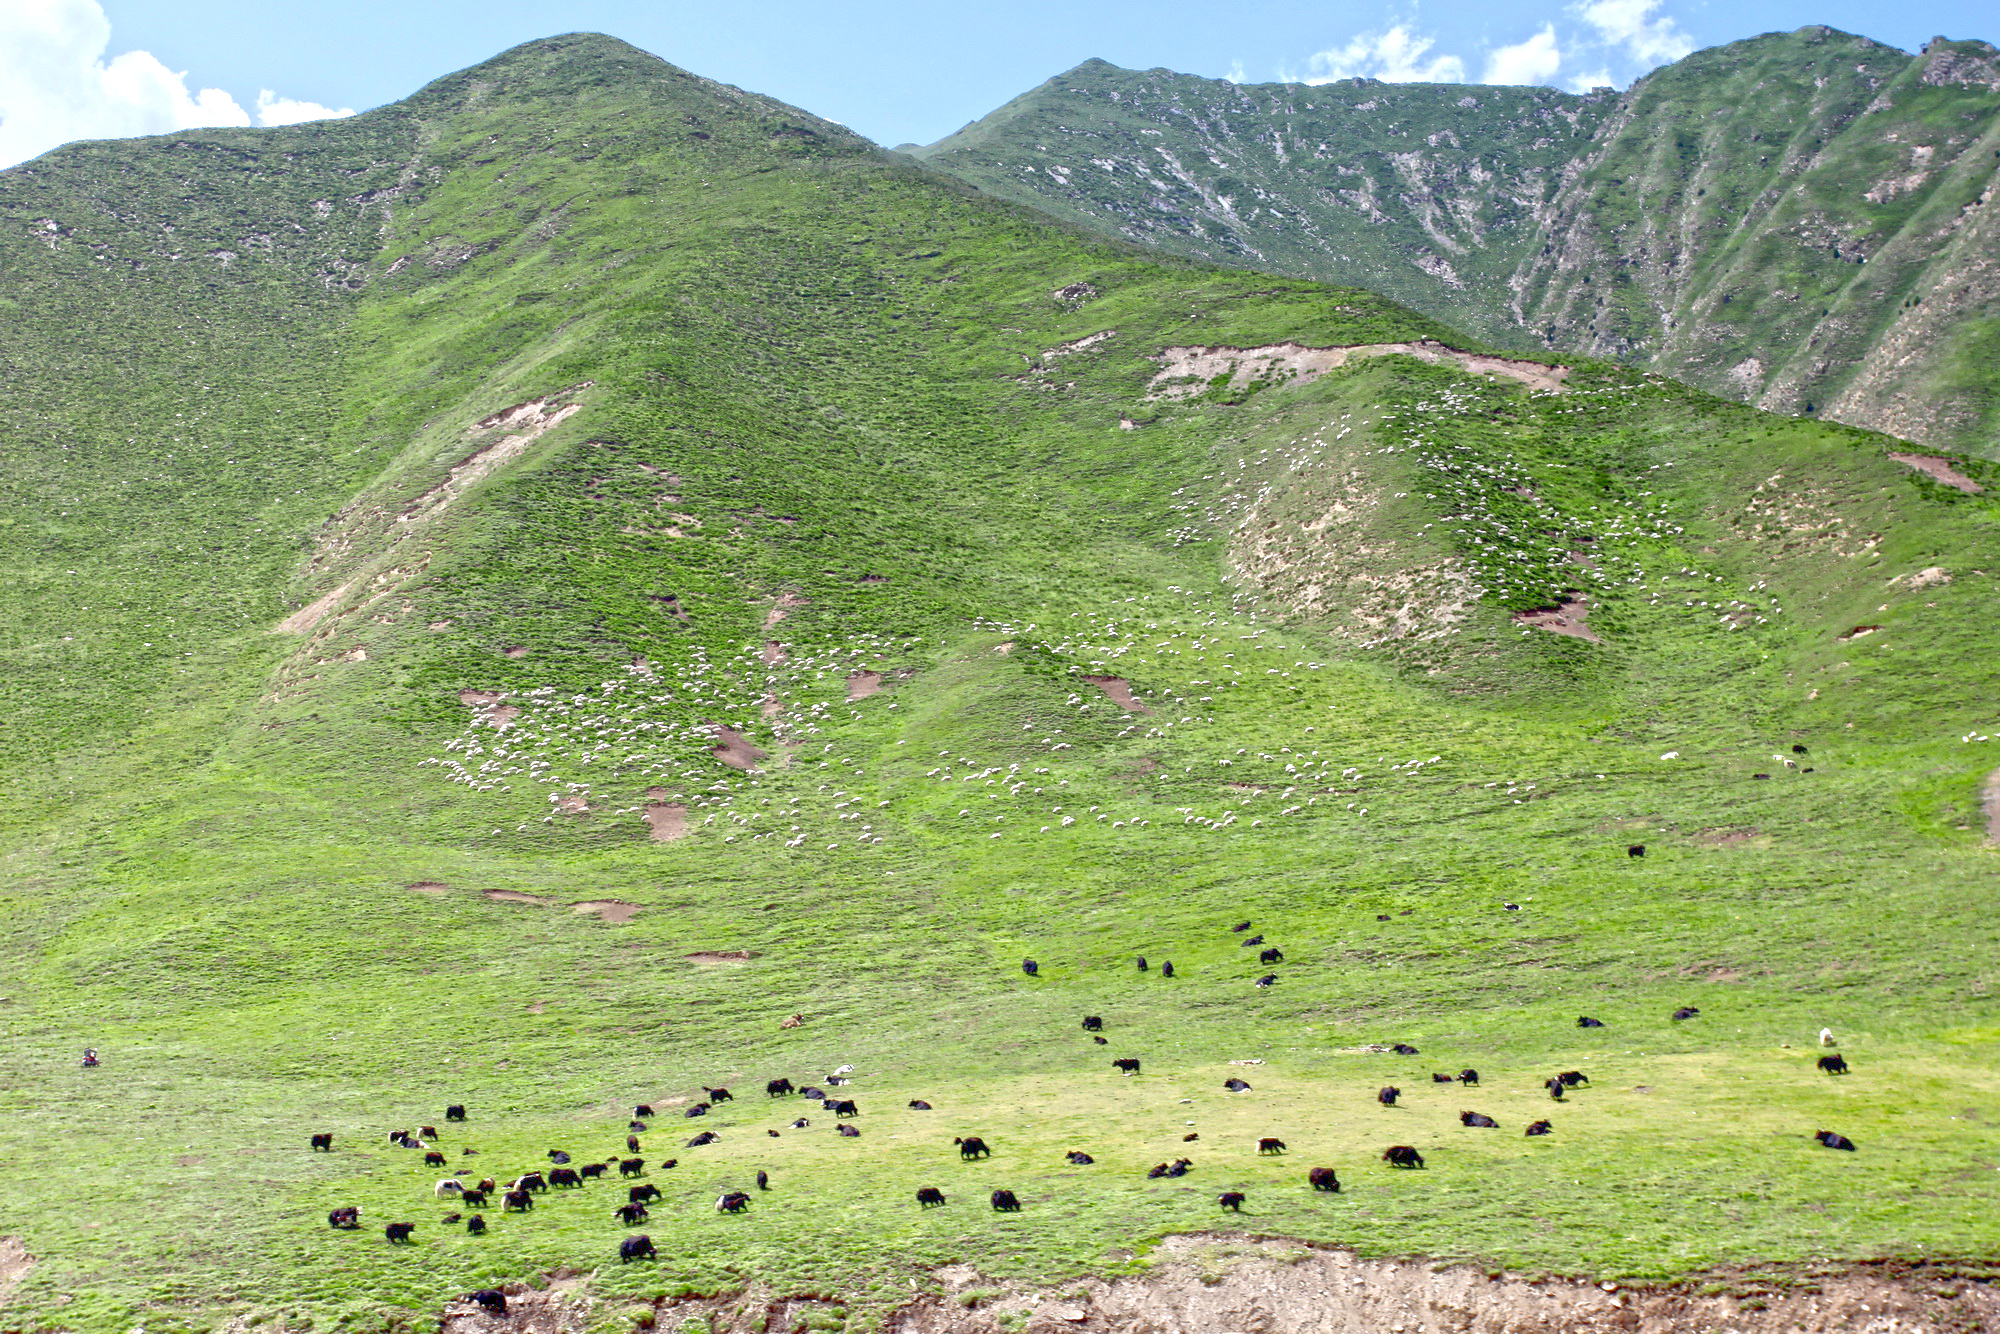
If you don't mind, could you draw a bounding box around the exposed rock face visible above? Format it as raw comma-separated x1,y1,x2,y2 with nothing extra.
911,29,2000,457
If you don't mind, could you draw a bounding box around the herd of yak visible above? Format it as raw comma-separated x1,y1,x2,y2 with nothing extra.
314,918,1859,1304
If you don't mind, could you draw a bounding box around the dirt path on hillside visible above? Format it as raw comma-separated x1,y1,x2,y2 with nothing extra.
1889,452,1984,493
438,1236,1997,1333
1149,341,1569,400
1985,768,2000,846
1082,675,1150,712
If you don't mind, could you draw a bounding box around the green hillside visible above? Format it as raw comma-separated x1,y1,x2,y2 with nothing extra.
1,32,1997,1334
909,29,2000,459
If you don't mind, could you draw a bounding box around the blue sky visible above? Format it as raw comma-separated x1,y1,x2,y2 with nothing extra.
1,0,1988,167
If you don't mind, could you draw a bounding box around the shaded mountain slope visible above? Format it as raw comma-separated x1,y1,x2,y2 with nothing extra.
909,28,2000,457
0,34,1996,1333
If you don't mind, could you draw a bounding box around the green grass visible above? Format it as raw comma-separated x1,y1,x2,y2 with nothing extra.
0,31,1997,1334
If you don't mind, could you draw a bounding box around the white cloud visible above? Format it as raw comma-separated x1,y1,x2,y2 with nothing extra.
1566,67,1616,92
0,0,352,170
254,89,355,127
1299,26,1467,85
1572,0,1694,66
1483,25,1563,86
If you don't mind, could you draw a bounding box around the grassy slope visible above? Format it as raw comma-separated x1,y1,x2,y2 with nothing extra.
0,33,1997,1334
909,32,2000,459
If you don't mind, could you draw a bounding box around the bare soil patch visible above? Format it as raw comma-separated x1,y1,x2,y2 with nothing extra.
1149,341,1569,401
503,645,529,658
277,579,357,634
1890,452,1984,493
686,950,752,964
764,592,809,629
554,795,589,815
399,387,590,528
709,725,767,771
1513,595,1600,642
1695,827,1762,846
457,689,520,728
762,640,787,664
848,670,884,700
483,890,550,906
572,900,641,923
0,1236,34,1304
406,881,450,895
643,802,688,842
1082,675,1150,713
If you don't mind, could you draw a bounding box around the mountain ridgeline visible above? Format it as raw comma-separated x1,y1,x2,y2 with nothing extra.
1,32,1998,1334
910,28,2000,458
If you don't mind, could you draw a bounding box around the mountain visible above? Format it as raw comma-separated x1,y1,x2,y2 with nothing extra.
908,28,2000,458
2,32,1998,1334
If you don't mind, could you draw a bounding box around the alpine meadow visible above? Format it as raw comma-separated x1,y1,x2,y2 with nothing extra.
1,28,1998,1334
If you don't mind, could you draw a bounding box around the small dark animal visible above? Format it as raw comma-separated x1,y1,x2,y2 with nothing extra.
1378,914,1392,921
550,1167,581,1188
1093,1036,1108,1045
768,1130,780,1137
630,1119,648,1132
459,1189,488,1209
1259,947,1283,964
445,1104,467,1122
1113,1058,1141,1075
917,1186,946,1207
385,1222,415,1243
757,1170,769,1190
1628,844,1645,858
1558,1071,1589,1087
629,1184,662,1203
502,1189,532,1213
310,1133,333,1151
705,1087,734,1103
685,1104,710,1118
1164,1158,1191,1178
1218,1191,1245,1211
909,1099,933,1110
466,1214,486,1234
579,1163,606,1180
831,1099,859,1117
465,1290,507,1315
790,1118,810,1129
1182,1133,1199,1142
1308,1167,1341,1192
1242,935,1264,947
1161,961,1175,978
1819,1054,1850,1075
627,1135,642,1153
716,1191,751,1213
1231,920,1252,933
615,1202,649,1225
1672,1007,1700,1021
1793,744,1809,754
1501,904,1519,912
476,1178,497,1194
1224,1078,1252,1092
1066,1151,1095,1164
1255,974,1277,988
1022,959,1039,977
766,1078,794,1097
800,1086,826,1101
1382,1145,1424,1168
836,1124,860,1138
1461,1112,1498,1128
1431,1073,1454,1083
1525,1120,1553,1137
1754,773,1771,780
620,1158,646,1177
1137,956,1148,971
1545,1078,1567,1100
327,1206,361,1229
420,1126,440,1140
1578,1016,1605,1028
1815,1130,1856,1151
1081,1016,1103,1031
634,1103,654,1118
424,1152,446,1168
990,1189,1022,1212
956,1136,992,1160
619,1235,656,1263
515,1171,547,1193
1391,1043,1419,1056
547,1149,571,1163
687,1131,720,1147
1257,1137,1287,1154
1378,1086,1401,1106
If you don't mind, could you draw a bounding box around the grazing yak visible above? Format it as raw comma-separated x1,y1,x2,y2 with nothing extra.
547,1149,571,1164
1081,1015,1103,1031
836,1124,861,1138
634,1103,655,1118
620,1235,657,1263
434,1178,466,1198
459,1189,488,1208
502,1189,533,1213
1461,1113,1499,1128
420,1126,440,1141
1382,1145,1424,1168
1254,974,1278,988
687,1132,720,1148
955,1136,992,1160
423,1152,447,1168
916,1187,946,1207
1259,947,1283,964
685,1104,710,1119
1525,1120,1553,1137
1224,1078,1252,1092
909,1100,933,1110
514,1171,547,1193
1578,1016,1605,1028
1819,1054,1850,1075
1257,1137,1287,1154
1022,959,1039,977
831,1099,859,1117
766,1078,794,1097
1218,1192,1245,1211
757,1170,770,1191
1558,1071,1590,1087
1391,1043,1419,1056
1232,920,1252,933
1628,845,1645,858
550,1167,582,1188
1459,1069,1480,1086
1113,1058,1141,1075
1241,935,1264,948
1308,1167,1341,1192
705,1087,734,1103
990,1189,1022,1212
627,1136,643,1153
385,1223,416,1244
327,1206,361,1229
1161,962,1175,978
465,1214,486,1235
445,1104,467,1122
630,1119,649,1132
1672,1006,1701,1021
790,1118,811,1129
579,1163,606,1180
464,1290,506,1315
615,1203,649,1225
629,1183,662,1203
799,1086,826,1101
1431,1073,1454,1083
310,1133,333,1152
1815,1130,1856,1151
716,1191,751,1213
1378,1086,1401,1107
1545,1078,1567,1100
1066,1151,1095,1165
1136,956,1148,972
1183,1133,1200,1142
